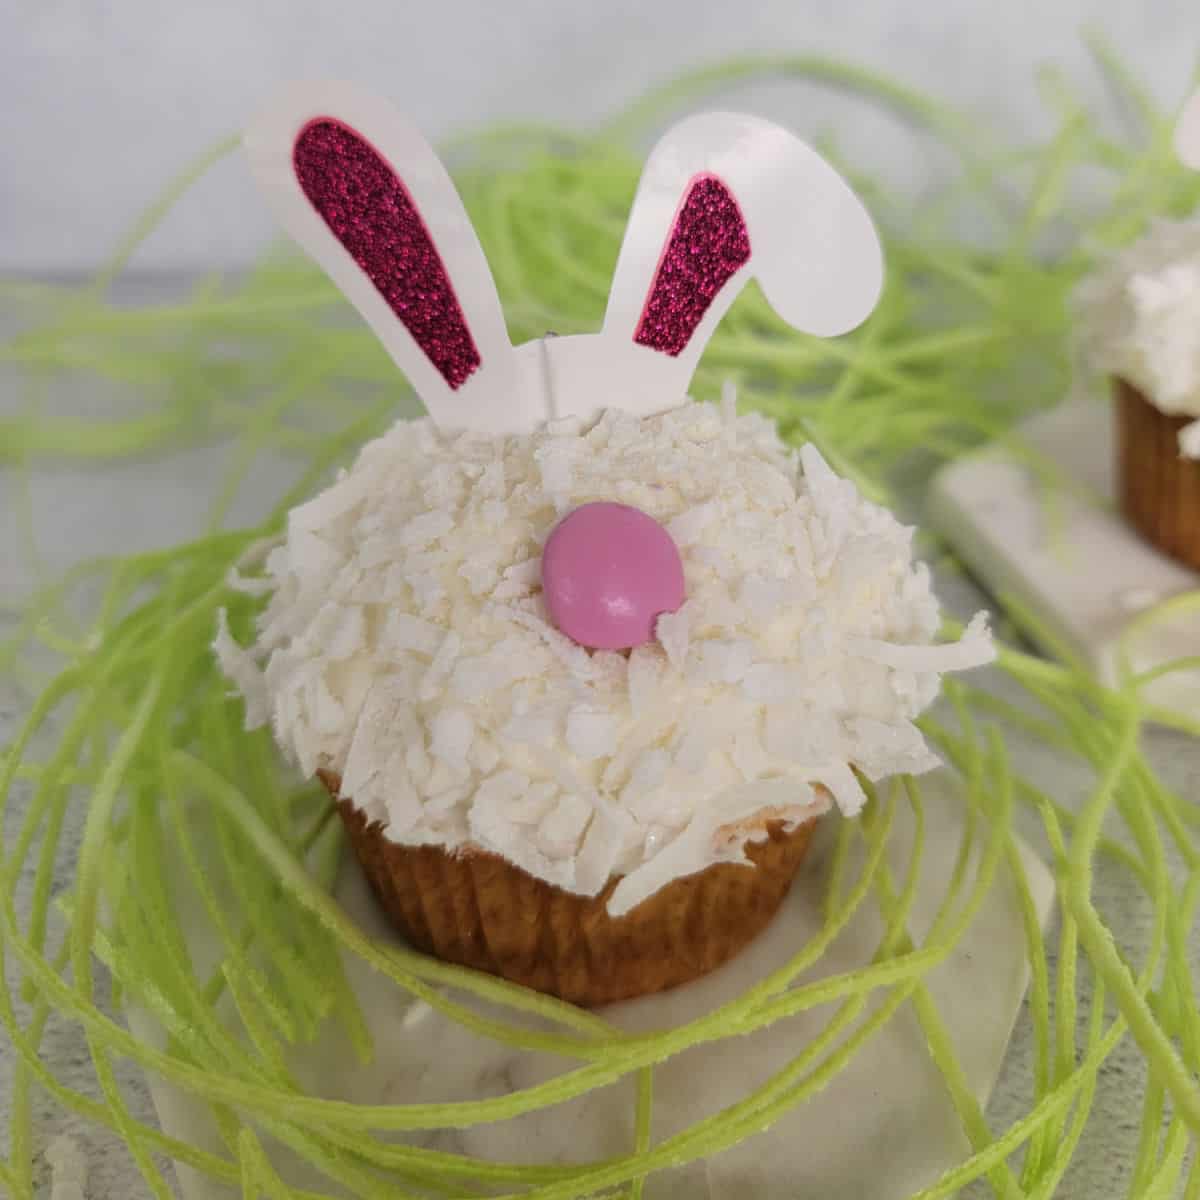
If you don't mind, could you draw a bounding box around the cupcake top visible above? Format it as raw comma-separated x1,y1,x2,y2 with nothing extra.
216,396,993,914
1074,220,1200,459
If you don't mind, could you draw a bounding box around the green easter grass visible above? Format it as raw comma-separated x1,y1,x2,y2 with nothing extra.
3,46,1200,1199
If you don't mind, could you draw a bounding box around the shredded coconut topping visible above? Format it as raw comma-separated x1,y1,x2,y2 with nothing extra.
1074,218,1200,457
216,399,993,914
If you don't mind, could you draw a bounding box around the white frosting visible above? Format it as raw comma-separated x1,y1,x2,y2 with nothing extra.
1074,218,1200,456
216,396,993,915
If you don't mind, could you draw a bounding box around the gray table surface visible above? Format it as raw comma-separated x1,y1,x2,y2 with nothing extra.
1,277,1197,1198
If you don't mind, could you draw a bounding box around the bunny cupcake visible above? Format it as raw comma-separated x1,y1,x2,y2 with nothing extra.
216,83,995,1006
1074,88,1200,572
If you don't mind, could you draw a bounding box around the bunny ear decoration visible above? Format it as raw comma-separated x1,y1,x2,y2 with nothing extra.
1175,88,1200,169
246,89,883,432
245,82,530,433
600,112,883,396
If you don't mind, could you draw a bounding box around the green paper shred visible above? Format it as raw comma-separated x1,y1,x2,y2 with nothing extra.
3,46,1200,1200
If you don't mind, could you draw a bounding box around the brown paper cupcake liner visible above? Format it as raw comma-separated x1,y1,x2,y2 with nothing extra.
1114,376,1200,572
320,770,816,1007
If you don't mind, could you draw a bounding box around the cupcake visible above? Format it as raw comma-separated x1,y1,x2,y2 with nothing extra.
1074,92,1200,572
216,83,995,1007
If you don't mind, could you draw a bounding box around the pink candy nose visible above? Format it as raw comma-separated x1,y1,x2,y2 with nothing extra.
541,502,686,651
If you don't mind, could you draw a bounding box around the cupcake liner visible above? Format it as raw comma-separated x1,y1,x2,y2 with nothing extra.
320,771,816,1007
1114,376,1200,571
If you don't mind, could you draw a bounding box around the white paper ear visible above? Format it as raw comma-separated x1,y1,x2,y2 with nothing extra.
603,111,883,380
244,82,527,433
1175,88,1200,169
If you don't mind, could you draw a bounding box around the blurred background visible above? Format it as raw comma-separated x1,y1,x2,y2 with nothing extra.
4,0,1199,275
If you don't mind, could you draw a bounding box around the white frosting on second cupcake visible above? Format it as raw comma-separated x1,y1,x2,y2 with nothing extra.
1074,218,1200,457
216,396,993,914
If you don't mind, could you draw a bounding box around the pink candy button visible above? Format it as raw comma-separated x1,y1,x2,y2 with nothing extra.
541,502,686,651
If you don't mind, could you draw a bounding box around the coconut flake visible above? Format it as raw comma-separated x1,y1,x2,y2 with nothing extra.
493,556,541,600
419,632,461,701
379,752,423,837
430,707,475,769
655,606,690,669
227,566,276,596
386,611,443,656
608,777,825,916
741,663,804,703
799,763,867,817
213,609,269,729
846,715,941,779
689,639,752,684
731,728,769,780
537,792,593,855
504,780,559,824
627,646,663,717
847,611,995,672
308,671,345,735
1180,417,1200,459
402,510,455,546
668,500,718,547
320,604,366,660
565,706,618,760
574,810,626,894
288,469,374,531
341,675,407,798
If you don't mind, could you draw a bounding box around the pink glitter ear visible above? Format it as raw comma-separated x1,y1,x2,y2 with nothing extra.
633,175,751,357
293,118,481,389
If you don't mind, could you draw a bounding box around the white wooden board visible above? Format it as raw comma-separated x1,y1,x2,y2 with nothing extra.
929,399,1200,716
